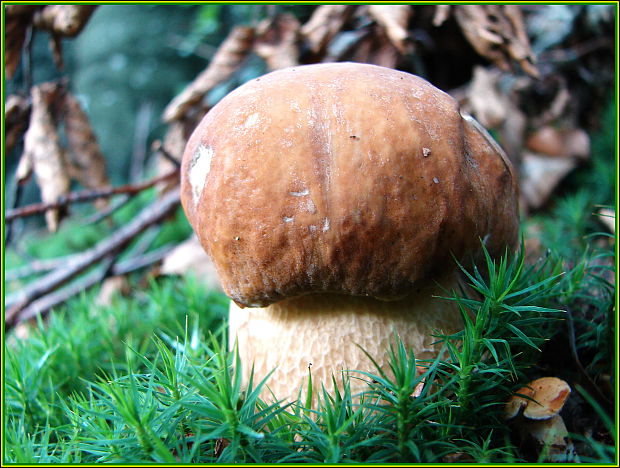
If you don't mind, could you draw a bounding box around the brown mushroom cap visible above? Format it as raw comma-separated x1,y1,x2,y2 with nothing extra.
505,377,571,420
181,62,519,307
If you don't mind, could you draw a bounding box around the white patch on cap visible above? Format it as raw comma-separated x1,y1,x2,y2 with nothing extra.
305,198,317,214
290,189,309,197
244,113,259,128
322,218,330,232
189,144,214,207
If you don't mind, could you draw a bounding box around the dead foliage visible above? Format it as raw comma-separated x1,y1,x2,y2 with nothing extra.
450,5,539,77
5,5,98,77
367,5,412,53
255,13,301,71
32,5,97,37
300,5,355,55
21,83,71,232
62,91,110,193
162,26,255,123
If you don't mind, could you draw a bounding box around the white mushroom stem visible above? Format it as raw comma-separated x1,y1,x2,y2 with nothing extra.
228,273,463,402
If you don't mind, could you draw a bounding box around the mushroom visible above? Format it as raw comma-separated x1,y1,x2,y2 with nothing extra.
180,62,519,401
505,377,578,462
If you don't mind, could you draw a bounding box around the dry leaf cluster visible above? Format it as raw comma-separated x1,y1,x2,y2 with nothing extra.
157,5,610,213
6,5,107,232
161,5,537,136
14,82,110,231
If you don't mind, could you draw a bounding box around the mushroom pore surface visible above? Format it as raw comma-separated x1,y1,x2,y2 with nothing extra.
180,62,519,308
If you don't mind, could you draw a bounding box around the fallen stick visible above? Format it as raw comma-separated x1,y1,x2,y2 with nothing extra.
80,195,131,225
8,243,176,328
14,256,118,326
5,169,178,222
5,187,181,327
5,252,83,281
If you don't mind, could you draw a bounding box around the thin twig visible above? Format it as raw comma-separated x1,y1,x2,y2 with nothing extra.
130,225,160,258
80,194,131,225
5,187,181,327
9,243,176,328
113,243,176,276
5,252,83,282
152,139,181,168
5,169,178,222
15,255,119,326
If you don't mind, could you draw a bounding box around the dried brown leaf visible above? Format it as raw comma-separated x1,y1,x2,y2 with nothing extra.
33,5,97,37
368,5,412,53
537,86,571,127
163,26,255,123
160,234,222,292
453,5,539,77
255,13,300,71
349,28,399,69
499,108,527,167
62,91,110,192
462,66,526,164
520,151,578,209
526,126,590,160
22,83,71,232
467,66,507,128
300,5,356,54
5,94,31,155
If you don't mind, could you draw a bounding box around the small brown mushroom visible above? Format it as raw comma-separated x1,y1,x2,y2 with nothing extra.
505,377,578,462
